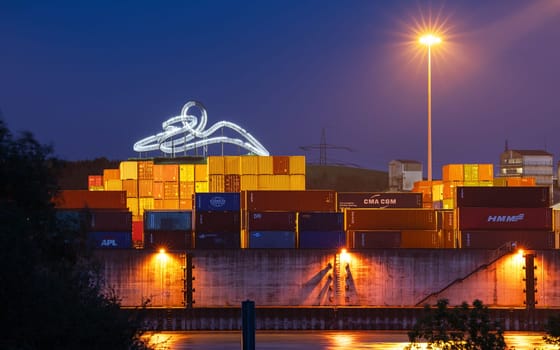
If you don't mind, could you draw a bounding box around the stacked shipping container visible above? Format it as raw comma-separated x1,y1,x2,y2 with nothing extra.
194,192,241,248
143,210,193,250
457,186,554,249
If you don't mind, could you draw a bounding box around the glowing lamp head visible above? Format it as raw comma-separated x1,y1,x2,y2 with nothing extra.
419,34,442,46
159,248,166,254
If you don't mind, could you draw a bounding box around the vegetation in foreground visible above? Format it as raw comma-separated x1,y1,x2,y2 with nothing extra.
0,120,152,349
407,299,506,350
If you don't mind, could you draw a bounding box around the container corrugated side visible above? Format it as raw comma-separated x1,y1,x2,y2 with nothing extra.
241,175,259,191
240,156,259,175
144,210,193,231
87,231,132,249
456,186,549,208
442,164,464,182
103,168,120,181
458,207,552,230
122,179,138,198
248,231,296,248
350,231,401,249
345,208,437,230
460,230,555,249
194,231,240,249
195,181,208,193
144,230,193,250
88,209,132,232
298,230,346,249
478,164,494,181
54,190,127,209
258,156,273,175
288,156,306,175
120,160,138,180
195,211,240,232
88,175,103,188
247,211,296,231
337,192,422,209
195,192,241,211
153,164,179,182
132,220,143,243
207,156,224,175
463,164,479,182
224,156,240,175
179,164,195,182
138,179,153,197
298,212,343,231
137,160,154,180
258,175,291,190
224,174,241,192
289,175,306,190
400,230,440,248
273,156,290,175
179,181,195,199
194,164,208,182
244,190,337,212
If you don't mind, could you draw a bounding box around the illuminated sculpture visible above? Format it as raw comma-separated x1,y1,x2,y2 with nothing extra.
133,101,270,156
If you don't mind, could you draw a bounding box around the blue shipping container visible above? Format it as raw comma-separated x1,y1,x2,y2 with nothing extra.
249,231,296,248
144,211,192,231
87,231,132,249
298,212,344,231
298,230,346,249
194,192,240,212
194,231,241,249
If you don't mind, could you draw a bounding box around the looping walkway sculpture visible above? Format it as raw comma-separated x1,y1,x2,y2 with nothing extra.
133,101,270,156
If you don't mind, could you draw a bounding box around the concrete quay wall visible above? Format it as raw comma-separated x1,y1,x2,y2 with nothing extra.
97,249,560,308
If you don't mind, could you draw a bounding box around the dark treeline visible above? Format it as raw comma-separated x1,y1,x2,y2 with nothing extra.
0,120,151,349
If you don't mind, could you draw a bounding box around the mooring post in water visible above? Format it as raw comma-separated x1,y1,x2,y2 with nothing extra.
242,300,255,350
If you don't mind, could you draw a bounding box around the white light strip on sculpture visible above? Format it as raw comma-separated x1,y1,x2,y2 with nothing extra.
133,101,270,156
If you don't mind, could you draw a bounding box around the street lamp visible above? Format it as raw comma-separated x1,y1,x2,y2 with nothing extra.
419,34,441,182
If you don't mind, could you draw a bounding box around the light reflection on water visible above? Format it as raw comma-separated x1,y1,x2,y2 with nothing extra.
146,331,557,350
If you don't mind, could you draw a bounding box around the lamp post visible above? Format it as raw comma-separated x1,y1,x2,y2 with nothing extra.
419,34,441,182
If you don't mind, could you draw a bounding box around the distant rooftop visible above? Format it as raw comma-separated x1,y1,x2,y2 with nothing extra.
391,159,422,164
504,149,552,156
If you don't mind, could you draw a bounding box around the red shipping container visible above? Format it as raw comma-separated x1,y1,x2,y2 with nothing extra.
247,211,296,231
272,156,290,175
460,230,555,250
243,190,337,212
88,175,103,188
88,210,132,232
442,229,456,248
458,207,552,231
345,208,437,231
54,190,127,209
195,211,240,232
225,174,241,192
438,210,454,230
456,186,549,208
132,220,144,243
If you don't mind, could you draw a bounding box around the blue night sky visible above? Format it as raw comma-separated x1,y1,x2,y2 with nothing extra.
1,1,559,178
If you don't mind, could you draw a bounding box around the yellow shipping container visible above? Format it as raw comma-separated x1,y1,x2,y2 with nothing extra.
432,182,444,202
463,164,479,182
240,156,259,175
443,181,461,200
89,185,105,191
195,181,208,193
289,155,306,175
224,156,241,175
179,181,195,199
179,164,195,182
289,174,306,190
127,198,139,216
258,156,274,175
258,174,291,190
207,156,224,175
209,174,225,192
195,164,208,182
493,177,507,187
105,179,123,191
240,175,259,191
442,164,463,182
103,169,120,181
443,198,455,209
139,197,154,215
478,164,494,181
120,160,138,180
122,179,138,198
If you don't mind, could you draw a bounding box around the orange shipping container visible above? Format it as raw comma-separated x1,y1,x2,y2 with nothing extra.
153,181,164,199
258,156,273,175
163,199,180,210
179,199,192,210
478,164,494,181
209,174,224,192
179,181,195,199
207,156,224,175
345,208,437,230
105,179,122,191
122,179,138,198
442,164,464,182
153,164,178,182
225,174,241,192
273,156,290,175
103,169,120,181
194,164,208,182
164,182,179,199
138,179,153,197
289,156,306,175
137,160,154,180
240,156,259,175
54,190,127,209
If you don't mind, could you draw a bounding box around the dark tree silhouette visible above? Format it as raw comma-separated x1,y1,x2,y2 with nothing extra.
0,119,152,349
407,299,506,350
